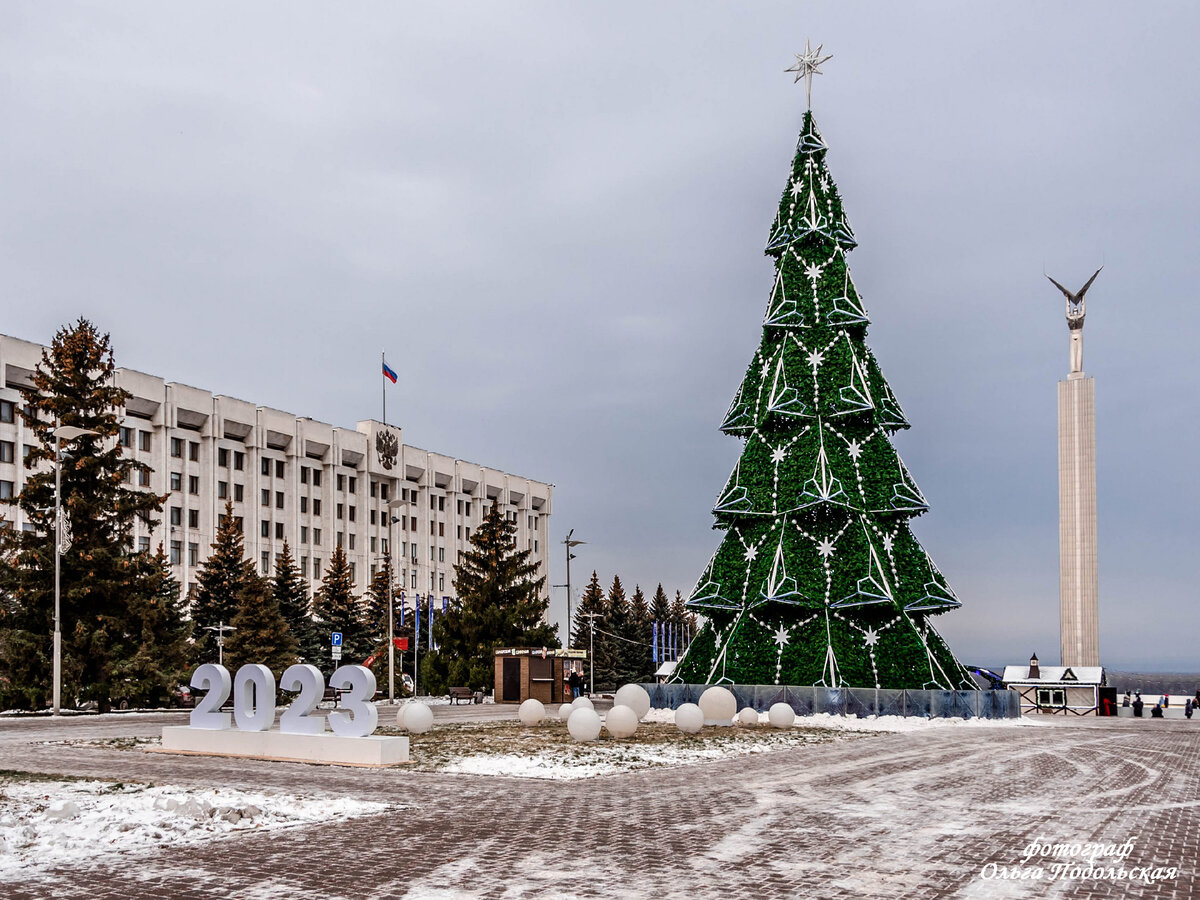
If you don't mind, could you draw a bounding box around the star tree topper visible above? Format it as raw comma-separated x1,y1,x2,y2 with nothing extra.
785,39,833,108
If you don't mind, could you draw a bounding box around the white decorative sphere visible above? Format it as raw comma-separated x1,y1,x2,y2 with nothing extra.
767,702,796,728
675,703,704,734
605,704,639,739
567,707,602,742
613,684,652,720
736,707,759,727
404,703,434,734
698,686,737,725
571,695,594,710
518,698,546,726
395,706,408,729
557,702,575,722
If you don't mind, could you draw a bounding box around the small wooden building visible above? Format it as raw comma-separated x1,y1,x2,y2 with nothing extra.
1002,654,1105,715
494,648,587,704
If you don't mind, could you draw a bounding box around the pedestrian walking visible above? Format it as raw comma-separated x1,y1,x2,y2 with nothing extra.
1133,693,1144,717
1164,692,1170,708
1186,698,1194,720
1122,691,1131,707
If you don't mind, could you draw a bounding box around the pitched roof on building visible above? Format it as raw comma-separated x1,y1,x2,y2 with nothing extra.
1002,665,1104,685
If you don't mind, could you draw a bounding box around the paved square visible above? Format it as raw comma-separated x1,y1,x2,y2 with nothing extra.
1,710,1195,899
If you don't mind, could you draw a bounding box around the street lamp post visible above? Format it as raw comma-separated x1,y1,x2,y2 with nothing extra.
563,530,584,646
582,611,600,697
203,622,236,666
51,424,97,716
386,498,405,703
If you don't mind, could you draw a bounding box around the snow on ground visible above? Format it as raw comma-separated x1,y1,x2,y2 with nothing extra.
0,779,390,879
437,723,845,780
639,708,1043,731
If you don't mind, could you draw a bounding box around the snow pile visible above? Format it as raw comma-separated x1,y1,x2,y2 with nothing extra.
639,708,1039,731
440,731,824,780
0,780,388,878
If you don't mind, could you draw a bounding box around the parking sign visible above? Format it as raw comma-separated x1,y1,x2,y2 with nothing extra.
332,632,343,647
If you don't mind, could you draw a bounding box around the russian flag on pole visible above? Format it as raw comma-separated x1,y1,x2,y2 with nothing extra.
382,360,398,384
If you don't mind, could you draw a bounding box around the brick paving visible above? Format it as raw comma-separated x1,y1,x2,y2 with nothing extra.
0,710,1197,899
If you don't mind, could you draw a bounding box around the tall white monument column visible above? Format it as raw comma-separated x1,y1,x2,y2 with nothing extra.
1048,268,1102,668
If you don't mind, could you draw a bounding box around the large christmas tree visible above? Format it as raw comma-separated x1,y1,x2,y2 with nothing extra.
674,93,974,690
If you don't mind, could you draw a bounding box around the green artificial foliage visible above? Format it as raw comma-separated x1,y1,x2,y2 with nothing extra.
311,546,369,672
0,319,166,710
674,111,974,691
190,500,260,665
108,546,192,708
225,576,299,677
424,501,557,694
272,540,322,665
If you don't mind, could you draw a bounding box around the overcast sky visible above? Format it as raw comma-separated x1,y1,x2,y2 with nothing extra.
3,3,1198,670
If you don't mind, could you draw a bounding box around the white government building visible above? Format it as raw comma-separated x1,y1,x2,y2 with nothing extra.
0,333,552,610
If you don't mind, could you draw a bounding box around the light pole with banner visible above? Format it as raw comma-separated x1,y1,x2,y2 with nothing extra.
51,424,97,716
582,611,600,697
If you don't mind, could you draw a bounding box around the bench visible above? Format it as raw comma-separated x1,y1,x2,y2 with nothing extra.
448,687,474,705
322,686,347,708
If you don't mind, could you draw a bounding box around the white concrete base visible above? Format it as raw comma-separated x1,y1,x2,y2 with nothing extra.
159,726,409,766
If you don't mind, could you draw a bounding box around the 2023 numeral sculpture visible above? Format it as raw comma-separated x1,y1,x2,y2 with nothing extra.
190,663,379,738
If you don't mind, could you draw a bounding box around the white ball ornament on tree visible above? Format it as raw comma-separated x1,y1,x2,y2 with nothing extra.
557,702,575,722
518,698,546,726
698,686,737,725
605,705,639,739
736,707,759,727
675,703,704,734
613,684,651,720
768,702,796,728
404,703,435,734
567,707,602,742
571,695,594,711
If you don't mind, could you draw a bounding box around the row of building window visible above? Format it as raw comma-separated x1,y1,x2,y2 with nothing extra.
119,427,153,451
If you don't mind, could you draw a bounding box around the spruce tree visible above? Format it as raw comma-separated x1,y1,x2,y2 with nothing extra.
364,554,397,644
593,576,627,692
624,585,653,684
312,545,369,670
0,319,164,710
669,590,692,659
190,500,260,664
364,554,415,697
571,571,605,655
272,540,321,665
427,501,557,693
226,577,299,676
108,546,192,708
674,107,974,690
650,584,671,629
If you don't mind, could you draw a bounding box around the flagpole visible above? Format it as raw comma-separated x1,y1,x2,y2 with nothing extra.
381,350,386,426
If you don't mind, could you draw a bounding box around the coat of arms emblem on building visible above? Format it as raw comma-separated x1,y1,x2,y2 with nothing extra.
375,428,399,470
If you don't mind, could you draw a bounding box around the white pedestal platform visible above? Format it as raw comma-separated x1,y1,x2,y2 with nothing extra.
158,726,409,766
